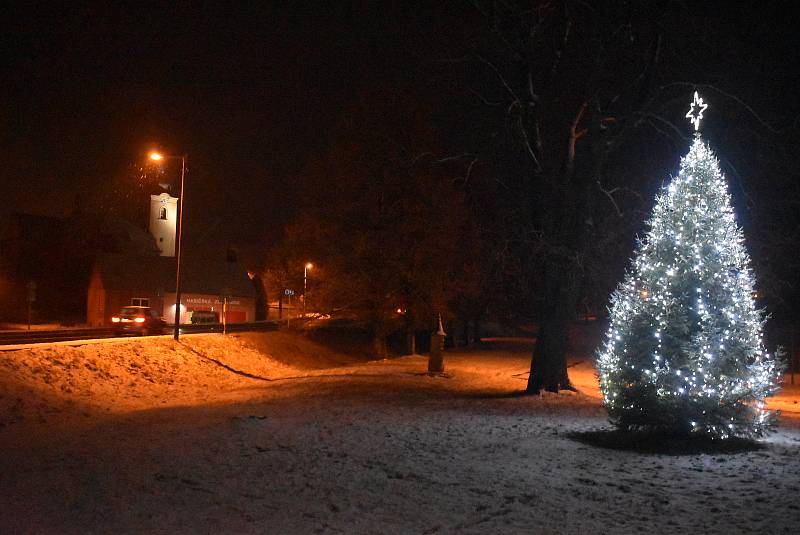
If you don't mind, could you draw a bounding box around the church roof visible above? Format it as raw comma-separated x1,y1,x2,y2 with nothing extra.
93,254,255,298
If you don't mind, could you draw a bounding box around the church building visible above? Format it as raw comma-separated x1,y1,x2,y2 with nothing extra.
0,187,257,326
86,192,256,326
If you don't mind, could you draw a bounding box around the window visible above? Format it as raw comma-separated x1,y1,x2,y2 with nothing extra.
131,298,149,307
159,207,167,220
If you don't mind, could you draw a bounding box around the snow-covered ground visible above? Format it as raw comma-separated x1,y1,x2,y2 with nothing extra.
1,330,799,533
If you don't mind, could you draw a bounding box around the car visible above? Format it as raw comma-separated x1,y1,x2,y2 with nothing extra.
190,310,219,324
111,306,166,336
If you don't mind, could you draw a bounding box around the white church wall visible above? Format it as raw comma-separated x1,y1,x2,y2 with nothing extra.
149,193,178,257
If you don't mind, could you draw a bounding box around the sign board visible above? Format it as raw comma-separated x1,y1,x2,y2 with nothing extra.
284,289,295,296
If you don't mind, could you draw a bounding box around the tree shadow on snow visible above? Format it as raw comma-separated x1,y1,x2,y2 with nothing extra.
567,429,765,455
455,390,586,402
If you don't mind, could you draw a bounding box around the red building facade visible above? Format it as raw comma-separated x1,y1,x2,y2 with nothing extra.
87,254,256,326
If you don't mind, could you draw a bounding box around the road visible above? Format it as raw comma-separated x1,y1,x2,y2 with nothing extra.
0,321,279,346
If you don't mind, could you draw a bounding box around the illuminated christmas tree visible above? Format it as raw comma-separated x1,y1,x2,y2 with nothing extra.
596,93,783,438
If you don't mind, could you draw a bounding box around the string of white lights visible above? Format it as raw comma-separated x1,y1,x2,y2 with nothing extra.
596,94,782,439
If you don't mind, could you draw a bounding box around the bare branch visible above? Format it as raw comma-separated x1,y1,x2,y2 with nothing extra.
567,101,588,173
494,176,511,191
644,117,683,151
476,54,519,102
596,180,624,217
527,70,538,102
435,153,473,163
700,84,782,134
464,156,479,184
446,156,481,185
506,99,521,117
549,18,573,84
468,87,503,107
641,112,689,143
411,152,476,168
570,102,588,137
469,0,489,19
518,114,543,172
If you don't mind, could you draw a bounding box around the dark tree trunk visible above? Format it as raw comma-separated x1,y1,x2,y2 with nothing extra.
402,312,415,355
372,320,389,359
526,259,577,393
460,4,668,395
405,331,416,355
524,104,598,394
372,331,388,359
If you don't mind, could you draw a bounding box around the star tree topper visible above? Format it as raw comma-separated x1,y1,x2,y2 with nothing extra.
686,90,708,132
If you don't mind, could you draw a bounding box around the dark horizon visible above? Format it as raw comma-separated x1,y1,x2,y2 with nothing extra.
2,2,798,295
3,4,797,217
1,3,457,246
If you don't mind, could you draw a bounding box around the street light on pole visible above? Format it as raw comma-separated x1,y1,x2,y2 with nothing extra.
149,150,187,341
303,263,313,314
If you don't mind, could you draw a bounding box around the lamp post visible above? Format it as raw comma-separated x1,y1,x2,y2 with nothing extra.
149,150,187,341
303,262,313,314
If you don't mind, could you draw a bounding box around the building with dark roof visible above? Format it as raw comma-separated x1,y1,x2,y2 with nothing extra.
0,211,160,323
1,192,259,325
87,253,256,326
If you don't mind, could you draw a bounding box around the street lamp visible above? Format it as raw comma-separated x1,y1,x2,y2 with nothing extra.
303,263,313,314
149,150,187,341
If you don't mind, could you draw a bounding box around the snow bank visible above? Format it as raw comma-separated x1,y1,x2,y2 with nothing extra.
1,332,799,533
0,332,331,433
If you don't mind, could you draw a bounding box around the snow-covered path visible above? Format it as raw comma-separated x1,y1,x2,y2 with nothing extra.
2,335,799,533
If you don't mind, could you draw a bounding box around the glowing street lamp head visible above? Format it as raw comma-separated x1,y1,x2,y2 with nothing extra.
305,263,313,270
149,151,164,162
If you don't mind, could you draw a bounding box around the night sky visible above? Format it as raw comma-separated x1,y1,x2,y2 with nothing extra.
1,3,449,247
2,2,798,259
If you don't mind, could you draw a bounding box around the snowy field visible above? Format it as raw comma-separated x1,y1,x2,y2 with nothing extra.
1,330,799,534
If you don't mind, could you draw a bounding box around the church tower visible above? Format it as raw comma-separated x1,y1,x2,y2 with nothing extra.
149,193,178,257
